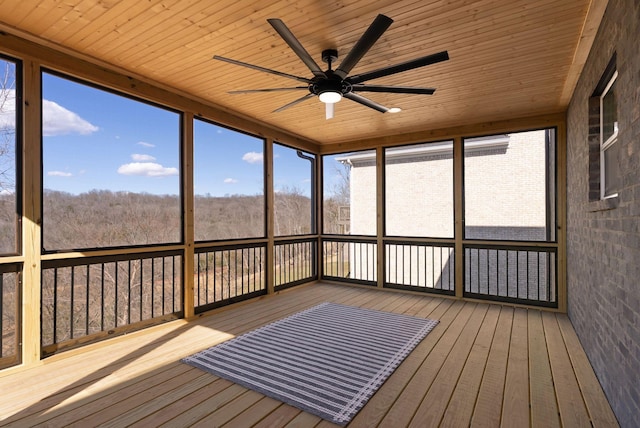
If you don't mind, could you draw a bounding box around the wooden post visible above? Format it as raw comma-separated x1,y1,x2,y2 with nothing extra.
376,147,385,288
182,112,195,319
556,121,568,313
453,136,464,298
21,59,42,365
265,139,275,294
316,155,324,280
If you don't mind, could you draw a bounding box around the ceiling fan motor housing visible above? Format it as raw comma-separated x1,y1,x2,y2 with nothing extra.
311,72,352,98
321,49,338,64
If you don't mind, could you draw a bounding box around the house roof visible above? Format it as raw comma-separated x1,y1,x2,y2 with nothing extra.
0,0,606,147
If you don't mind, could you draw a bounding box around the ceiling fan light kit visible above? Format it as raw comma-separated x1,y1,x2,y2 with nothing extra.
318,91,342,104
214,14,448,120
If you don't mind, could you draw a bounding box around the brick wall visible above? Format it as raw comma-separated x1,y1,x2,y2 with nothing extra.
566,0,640,426
350,130,550,239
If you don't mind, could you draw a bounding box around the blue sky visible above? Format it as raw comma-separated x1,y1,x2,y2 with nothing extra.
38,71,317,197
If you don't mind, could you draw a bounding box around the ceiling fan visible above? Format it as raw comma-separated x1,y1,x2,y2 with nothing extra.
214,14,449,119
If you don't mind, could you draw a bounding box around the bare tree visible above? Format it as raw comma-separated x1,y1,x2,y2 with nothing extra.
0,61,16,194
324,160,351,234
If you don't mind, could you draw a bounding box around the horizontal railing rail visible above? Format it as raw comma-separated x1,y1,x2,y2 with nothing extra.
321,236,377,286
194,242,267,314
384,239,455,295
274,237,317,290
0,262,21,369
463,243,557,307
41,250,182,356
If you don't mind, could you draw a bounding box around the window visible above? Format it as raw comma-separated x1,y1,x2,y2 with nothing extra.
193,119,265,240
0,56,19,255
273,143,315,236
600,71,619,198
42,71,181,251
385,142,453,238
464,129,556,242
0,55,20,368
589,54,619,202
324,150,376,236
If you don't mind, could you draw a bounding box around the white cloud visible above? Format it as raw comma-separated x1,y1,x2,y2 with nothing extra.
224,178,238,184
42,99,99,136
242,151,263,164
131,153,156,161
1,90,98,137
48,170,73,177
0,188,14,195
137,141,155,148
117,162,178,177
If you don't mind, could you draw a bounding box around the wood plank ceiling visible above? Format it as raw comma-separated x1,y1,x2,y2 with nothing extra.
0,0,601,146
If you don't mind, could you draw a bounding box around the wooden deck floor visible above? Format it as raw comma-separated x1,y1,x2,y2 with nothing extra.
0,282,618,427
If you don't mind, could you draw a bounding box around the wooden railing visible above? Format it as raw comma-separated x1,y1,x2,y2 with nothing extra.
322,236,377,286
194,243,267,313
384,240,455,295
40,250,182,356
321,237,557,308
464,243,557,307
0,263,20,370
274,237,317,290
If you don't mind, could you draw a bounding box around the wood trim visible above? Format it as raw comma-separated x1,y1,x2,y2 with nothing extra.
559,0,610,105
0,30,320,153
319,113,566,154
21,59,42,365
39,245,186,261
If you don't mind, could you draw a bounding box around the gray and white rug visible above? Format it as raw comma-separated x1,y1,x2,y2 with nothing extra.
182,302,439,425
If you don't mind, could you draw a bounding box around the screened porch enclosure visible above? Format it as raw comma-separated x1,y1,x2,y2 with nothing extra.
0,28,563,374
322,128,560,307
0,60,564,366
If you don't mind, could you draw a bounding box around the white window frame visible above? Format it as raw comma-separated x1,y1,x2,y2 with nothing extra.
600,70,618,199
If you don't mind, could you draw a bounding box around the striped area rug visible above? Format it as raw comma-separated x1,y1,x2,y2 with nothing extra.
182,302,439,426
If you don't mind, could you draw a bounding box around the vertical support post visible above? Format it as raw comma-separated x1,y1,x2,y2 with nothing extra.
453,136,464,298
22,59,42,365
556,121,568,312
266,138,275,294
376,146,384,288
182,112,195,319
316,155,324,281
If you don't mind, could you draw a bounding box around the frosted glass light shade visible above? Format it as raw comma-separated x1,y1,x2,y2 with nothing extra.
319,91,342,103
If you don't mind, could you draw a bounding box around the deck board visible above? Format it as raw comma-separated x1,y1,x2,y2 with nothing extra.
0,282,618,427
542,311,592,427
409,303,489,427
528,309,561,428
470,306,513,427
439,304,501,427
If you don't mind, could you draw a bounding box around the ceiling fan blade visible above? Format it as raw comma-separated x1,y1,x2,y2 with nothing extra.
348,50,449,84
351,84,436,95
229,87,308,94
267,19,327,79
273,93,316,113
334,14,394,80
213,55,311,84
344,92,389,113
